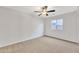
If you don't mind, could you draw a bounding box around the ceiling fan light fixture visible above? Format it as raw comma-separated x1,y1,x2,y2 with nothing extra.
42,12,47,15
34,6,55,16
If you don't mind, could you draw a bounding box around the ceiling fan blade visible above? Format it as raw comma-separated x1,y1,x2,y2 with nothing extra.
34,11,41,13
41,6,48,9
47,10,55,12
44,6,48,9
38,13,42,16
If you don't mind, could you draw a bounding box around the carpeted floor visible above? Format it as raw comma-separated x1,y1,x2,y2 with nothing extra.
0,36,79,53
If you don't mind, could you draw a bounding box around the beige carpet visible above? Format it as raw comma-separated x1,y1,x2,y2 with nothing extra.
0,36,79,53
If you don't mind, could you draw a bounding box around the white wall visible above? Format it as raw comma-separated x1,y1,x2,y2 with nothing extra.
0,7,44,47
77,7,79,43
44,11,78,43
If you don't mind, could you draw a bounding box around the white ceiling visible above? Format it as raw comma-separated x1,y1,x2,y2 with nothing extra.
5,6,78,18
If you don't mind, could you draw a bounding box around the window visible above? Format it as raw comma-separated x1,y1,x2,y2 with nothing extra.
51,18,63,30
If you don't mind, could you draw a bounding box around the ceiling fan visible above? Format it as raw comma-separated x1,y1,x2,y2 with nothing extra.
34,6,55,16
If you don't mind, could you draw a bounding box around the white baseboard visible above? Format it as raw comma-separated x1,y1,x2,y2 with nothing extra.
0,35,43,48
